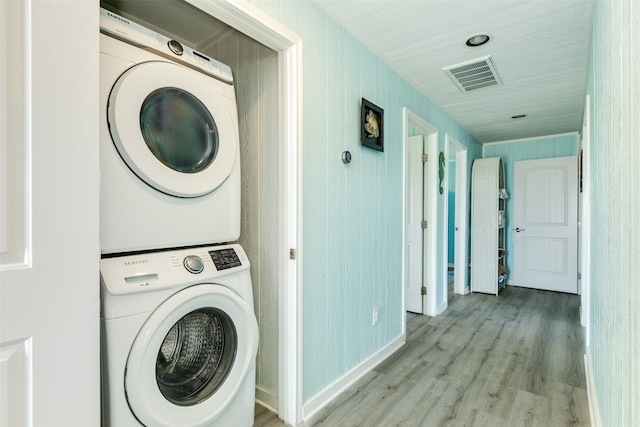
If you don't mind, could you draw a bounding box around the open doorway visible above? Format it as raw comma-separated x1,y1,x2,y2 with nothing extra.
177,1,303,423
403,108,438,317
443,135,469,305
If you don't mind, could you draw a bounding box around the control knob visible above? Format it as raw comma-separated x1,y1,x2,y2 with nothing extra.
167,39,184,56
183,255,204,274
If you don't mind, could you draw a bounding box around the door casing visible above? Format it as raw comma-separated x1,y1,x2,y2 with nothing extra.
444,135,469,300
403,108,438,317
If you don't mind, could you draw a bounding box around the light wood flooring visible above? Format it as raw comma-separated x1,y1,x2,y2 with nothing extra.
254,286,589,426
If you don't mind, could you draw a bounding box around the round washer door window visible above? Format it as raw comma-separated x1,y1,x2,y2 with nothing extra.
107,61,238,198
125,285,258,427
155,307,235,406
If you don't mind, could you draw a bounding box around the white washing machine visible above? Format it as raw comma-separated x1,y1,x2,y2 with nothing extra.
100,244,258,427
100,8,240,254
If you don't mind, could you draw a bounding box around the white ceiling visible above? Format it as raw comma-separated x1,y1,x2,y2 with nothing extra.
315,0,594,143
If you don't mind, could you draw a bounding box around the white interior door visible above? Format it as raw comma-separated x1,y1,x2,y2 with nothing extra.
0,2,100,426
513,156,578,293
405,135,424,313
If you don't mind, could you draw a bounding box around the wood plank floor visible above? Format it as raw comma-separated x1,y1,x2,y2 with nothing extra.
254,286,589,426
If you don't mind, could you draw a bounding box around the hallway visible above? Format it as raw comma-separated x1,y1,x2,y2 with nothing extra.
256,286,589,426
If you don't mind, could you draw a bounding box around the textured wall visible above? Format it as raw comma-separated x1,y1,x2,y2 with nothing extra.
245,0,481,403
482,134,578,278
204,31,281,408
587,0,640,424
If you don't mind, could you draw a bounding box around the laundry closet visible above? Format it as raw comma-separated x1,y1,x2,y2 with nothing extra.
101,0,281,410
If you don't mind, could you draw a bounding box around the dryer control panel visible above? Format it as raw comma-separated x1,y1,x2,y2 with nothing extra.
100,7,234,84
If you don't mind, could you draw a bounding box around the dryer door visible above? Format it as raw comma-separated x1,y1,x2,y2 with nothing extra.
107,61,238,198
125,284,258,427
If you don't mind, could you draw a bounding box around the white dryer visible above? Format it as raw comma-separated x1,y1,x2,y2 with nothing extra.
100,8,240,254
100,244,258,427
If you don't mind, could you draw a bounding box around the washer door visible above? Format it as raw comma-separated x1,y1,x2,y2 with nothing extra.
107,61,238,198
125,284,258,427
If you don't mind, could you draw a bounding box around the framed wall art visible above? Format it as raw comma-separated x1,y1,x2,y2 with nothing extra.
361,98,383,152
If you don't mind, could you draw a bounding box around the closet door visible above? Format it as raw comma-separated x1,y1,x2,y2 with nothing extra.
512,156,578,293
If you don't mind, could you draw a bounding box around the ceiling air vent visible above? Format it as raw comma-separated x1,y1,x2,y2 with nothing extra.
442,55,502,93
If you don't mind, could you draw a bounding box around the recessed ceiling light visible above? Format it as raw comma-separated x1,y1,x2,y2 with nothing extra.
466,34,491,47
511,114,527,119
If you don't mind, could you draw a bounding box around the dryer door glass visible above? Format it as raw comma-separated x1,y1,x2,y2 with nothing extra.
156,308,237,406
140,87,219,174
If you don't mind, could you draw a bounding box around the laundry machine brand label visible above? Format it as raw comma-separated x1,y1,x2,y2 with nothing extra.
124,259,148,266
104,10,130,26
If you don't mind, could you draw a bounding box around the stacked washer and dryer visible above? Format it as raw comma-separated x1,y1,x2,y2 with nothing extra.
99,8,258,427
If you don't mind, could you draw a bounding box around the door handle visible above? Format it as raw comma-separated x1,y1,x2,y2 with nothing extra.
515,227,526,232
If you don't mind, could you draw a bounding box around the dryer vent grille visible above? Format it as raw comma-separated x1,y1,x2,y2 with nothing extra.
443,55,502,93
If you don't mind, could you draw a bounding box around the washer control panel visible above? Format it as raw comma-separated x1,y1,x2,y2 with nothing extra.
208,248,242,271
100,244,250,296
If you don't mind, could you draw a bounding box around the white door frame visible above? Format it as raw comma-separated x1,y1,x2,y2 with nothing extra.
580,95,591,343
185,1,302,424
403,107,438,317
444,135,469,298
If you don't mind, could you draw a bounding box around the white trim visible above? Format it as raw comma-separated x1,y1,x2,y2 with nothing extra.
302,335,405,422
184,1,303,424
580,95,591,340
482,131,580,147
437,300,448,315
425,132,438,317
286,43,305,427
402,108,439,317
443,141,450,306
255,387,278,412
584,350,602,427
187,0,299,51
454,147,468,296
444,135,468,299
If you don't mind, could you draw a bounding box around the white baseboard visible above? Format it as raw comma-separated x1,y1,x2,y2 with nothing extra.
584,349,602,427
437,300,448,315
302,334,405,422
255,386,278,414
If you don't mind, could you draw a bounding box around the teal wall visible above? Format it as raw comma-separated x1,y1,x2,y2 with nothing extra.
482,134,578,280
245,0,482,403
586,0,640,425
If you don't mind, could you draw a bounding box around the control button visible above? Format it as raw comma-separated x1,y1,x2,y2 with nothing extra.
183,255,204,274
167,39,184,56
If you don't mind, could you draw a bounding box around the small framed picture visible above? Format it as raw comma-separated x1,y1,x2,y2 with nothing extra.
361,98,383,152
